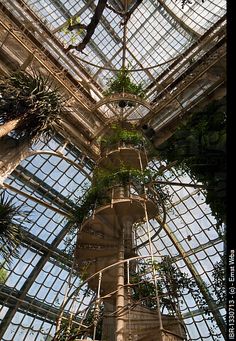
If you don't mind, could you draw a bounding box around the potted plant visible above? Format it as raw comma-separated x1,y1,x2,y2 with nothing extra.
104,67,145,107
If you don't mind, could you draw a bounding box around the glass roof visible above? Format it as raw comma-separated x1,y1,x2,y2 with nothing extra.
0,1,226,340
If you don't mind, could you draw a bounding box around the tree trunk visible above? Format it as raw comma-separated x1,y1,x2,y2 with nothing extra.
0,136,31,185
0,118,20,138
65,0,108,52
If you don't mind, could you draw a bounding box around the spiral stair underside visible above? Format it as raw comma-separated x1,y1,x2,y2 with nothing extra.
98,147,148,170
74,141,186,340
75,196,158,293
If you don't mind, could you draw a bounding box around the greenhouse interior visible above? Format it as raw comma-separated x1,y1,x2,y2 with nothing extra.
0,0,227,340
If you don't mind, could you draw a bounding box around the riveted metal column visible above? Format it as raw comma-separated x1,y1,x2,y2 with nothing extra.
115,228,125,341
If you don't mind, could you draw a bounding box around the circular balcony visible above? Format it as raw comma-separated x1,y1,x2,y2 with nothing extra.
98,144,148,170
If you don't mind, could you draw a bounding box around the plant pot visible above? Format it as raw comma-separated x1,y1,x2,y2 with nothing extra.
118,100,135,108
118,100,128,108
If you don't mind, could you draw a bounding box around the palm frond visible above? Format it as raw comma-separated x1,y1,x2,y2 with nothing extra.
0,70,63,142
0,192,28,264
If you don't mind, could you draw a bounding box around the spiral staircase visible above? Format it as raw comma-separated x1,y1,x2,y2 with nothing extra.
74,122,187,341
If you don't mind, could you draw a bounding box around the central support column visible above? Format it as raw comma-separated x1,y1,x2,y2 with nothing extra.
116,227,125,341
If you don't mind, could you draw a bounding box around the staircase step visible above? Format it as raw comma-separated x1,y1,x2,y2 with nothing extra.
79,197,158,242
76,246,118,260
77,230,117,246
99,148,147,170
76,255,119,293
81,212,120,239
76,255,119,271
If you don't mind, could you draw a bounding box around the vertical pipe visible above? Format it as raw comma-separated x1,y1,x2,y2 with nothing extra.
127,260,132,341
115,228,125,341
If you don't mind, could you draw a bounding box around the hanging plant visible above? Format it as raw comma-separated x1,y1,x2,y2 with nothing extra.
104,67,145,107
155,97,226,230
92,166,154,190
69,166,152,226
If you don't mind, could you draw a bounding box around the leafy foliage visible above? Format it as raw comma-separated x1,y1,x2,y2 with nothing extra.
104,67,145,107
0,263,8,284
212,256,226,303
179,0,205,9
131,256,199,315
0,70,63,142
66,161,169,256
69,166,154,227
100,124,144,149
0,192,27,264
68,122,168,244
131,255,226,340
156,98,226,229
60,17,84,44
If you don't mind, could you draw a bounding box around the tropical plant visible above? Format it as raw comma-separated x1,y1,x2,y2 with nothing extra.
0,70,63,141
104,67,145,107
0,70,63,184
131,254,226,340
65,161,169,257
155,97,226,229
131,256,199,315
0,192,27,264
